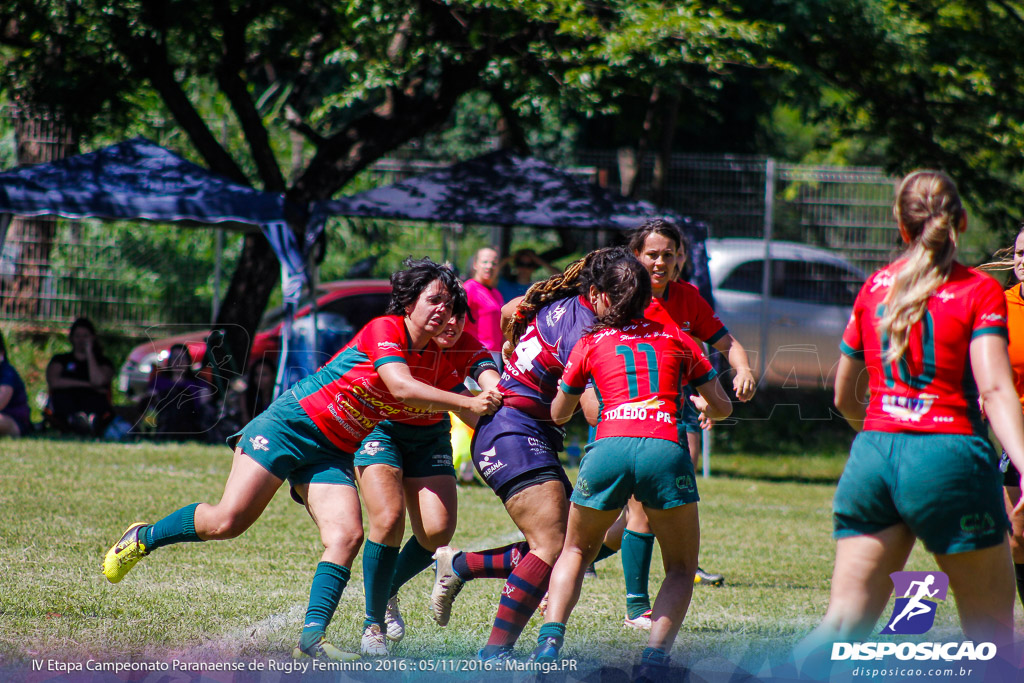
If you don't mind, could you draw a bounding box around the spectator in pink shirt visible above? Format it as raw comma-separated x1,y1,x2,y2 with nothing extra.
464,247,505,365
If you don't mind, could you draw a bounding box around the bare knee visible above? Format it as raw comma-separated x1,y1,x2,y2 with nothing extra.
368,502,405,541
322,525,364,558
201,509,254,540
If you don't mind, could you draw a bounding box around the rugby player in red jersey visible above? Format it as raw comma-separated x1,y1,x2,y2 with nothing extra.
795,171,1024,675
101,258,502,661
529,253,731,673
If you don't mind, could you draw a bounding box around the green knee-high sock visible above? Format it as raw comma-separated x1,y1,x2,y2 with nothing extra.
593,544,618,564
622,529,655,619
300,562,350,650
363,541,400,628
143,503,201,550
389,537,436,597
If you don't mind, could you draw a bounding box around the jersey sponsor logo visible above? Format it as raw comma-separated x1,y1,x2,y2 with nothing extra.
602,398,674,424
959,512,996,535
432,452,453,468
350,384,403,417
880,393,935,422
335,398,375,429
545,301,569,326
360,440,383,456
377,341,402,351
249,435,269,451
982,312,1007,324
936,290,955,303
478,446,506,478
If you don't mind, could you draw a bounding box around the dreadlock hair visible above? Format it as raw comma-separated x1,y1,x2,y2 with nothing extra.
507,247,634,346
627,218,683,254
879,170,964,364
386,257,467,317
586,251,652,333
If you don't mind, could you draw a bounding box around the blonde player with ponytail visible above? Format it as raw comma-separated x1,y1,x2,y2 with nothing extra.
797,170,1024,667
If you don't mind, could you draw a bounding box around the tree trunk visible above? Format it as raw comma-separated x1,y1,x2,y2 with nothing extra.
206,230,281,392
1,107,77,322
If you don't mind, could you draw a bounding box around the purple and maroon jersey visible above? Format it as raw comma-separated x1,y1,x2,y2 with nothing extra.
560,318,716,441
499,295,597,420
397,330,497,427
292,315,460,451
646,280,728,345
840,261,1007,435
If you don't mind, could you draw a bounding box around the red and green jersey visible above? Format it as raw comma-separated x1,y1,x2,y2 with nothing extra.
840,261,1007,435
397,330,497,427
560,318,717,441
293,315,491,451
645,280,728,345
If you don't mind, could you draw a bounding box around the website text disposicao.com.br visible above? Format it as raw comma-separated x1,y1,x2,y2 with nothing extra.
851,665,977,678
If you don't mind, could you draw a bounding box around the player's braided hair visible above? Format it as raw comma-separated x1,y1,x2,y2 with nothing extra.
880,170,963,364
506,247,643,345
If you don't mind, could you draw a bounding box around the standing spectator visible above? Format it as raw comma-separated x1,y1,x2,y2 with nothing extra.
45,317,115,436
464,247,505,365
498,248,559,301
0,331,31,437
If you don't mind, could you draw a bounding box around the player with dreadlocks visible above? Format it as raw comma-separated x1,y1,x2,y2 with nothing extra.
428,247,640,661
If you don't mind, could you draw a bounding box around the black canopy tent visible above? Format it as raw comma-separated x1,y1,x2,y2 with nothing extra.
311,149,714,303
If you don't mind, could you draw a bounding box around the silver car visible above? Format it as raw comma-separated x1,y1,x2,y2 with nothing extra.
706,238,867,389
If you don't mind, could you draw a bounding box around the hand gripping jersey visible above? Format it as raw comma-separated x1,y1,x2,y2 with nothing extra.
559,318,717,441
499,295,597,420
397,330,498,427
840,262,1008,434
645,280,728,346
292,315,492,452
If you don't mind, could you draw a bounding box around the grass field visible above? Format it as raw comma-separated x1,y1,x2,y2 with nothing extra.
0,437,990,679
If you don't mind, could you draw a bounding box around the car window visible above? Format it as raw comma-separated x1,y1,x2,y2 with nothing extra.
320,293,392,331
777,260,861,306
720,261,763,294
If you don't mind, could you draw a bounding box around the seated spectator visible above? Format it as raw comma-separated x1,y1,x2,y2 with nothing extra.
0,331,31,437
498,248,559,301
144,343,214,440
45,317,115,436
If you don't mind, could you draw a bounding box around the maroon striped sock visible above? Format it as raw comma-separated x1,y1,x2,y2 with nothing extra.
486,551,551,647
458,541,530,579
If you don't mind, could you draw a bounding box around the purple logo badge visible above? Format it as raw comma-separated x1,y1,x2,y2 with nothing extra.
881,571,949,635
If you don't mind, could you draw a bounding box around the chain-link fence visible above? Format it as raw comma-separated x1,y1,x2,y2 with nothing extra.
0,132,899,343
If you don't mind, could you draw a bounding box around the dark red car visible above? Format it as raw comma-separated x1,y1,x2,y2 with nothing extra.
118,279,393,397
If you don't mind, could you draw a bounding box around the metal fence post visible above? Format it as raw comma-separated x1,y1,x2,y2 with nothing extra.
758,158,776,383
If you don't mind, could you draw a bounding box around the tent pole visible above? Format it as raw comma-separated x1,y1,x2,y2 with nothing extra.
212,229,224,323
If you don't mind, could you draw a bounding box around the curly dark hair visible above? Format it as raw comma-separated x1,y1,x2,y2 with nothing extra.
386,257,468,317
585,249,651,332
627,218,683,254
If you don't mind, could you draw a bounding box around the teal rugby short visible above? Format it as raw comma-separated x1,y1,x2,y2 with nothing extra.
228,389,356,498
833,431,1007,554
354,416,456,478
571,436,699,511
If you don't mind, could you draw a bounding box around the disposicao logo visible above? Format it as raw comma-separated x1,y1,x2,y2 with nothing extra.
831,570,997,663
881,570,948,635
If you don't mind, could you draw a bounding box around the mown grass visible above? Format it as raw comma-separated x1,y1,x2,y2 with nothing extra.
0,438,986,677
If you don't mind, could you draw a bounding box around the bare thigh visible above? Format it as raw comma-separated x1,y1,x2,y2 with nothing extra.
503,480,569,565
194,447,283,540
405,474,458,550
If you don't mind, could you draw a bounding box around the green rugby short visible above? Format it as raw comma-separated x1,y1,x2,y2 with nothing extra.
571,436,699,511
833,431,1007,554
